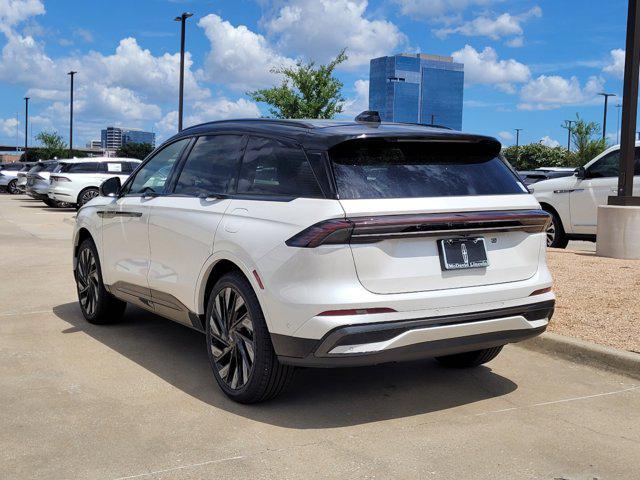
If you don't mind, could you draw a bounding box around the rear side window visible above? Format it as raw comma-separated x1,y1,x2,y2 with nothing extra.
329,140,525,199
174,135,244,196
2,163,23,171
237,137,323,198
60,162,99,173
102,162,131,173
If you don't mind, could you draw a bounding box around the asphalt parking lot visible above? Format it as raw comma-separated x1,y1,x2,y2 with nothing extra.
1,194,639,480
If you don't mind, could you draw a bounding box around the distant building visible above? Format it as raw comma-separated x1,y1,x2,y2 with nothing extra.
86,140,102,150
101,127,156,150
369,53,464,130
0,154,21,163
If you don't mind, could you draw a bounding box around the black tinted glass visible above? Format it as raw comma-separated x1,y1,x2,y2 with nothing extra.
174,135,243,196
330,141,525,199
126,139,189,195
3,163,23,171
588,151,619,178
61,162,99,173
238,137,322,197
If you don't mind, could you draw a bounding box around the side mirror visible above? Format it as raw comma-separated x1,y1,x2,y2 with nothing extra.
100,176,121,197
575,166,586,179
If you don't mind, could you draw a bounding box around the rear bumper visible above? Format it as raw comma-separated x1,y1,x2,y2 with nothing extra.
273,300,553,367
49,186,75,203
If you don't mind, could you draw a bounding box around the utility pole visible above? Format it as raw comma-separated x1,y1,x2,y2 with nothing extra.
24,97,29,160
514,128,523,169
598,92,616,140
616,103,622,144
431,114,435,124
68,71,77,157
174,12,193,132
562,120,574,152
611,0,640,205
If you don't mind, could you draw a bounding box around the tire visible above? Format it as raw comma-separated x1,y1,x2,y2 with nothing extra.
544,208,569,249
435,346,504,368
205,271,294,403
75,238,126,324
77,187,99,208
7,179,19,195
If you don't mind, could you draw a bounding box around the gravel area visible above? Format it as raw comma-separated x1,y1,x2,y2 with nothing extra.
547,245,640,353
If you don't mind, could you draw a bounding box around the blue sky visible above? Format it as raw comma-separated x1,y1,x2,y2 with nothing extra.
0,0,630,148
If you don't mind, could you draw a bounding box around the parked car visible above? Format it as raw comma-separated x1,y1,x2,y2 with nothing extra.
518,168,576,187
72,117,554,403
49,157,141,208
16,163,37,193
531,142,640,248
25,161,62,207
0,162,27,194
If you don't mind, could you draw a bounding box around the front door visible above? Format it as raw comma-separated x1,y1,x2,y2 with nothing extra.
101,138,191,307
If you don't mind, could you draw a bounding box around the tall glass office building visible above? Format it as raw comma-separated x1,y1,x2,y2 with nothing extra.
369,53,464,130
101,127,156,150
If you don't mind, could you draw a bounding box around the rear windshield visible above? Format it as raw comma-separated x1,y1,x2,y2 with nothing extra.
329,140,526,199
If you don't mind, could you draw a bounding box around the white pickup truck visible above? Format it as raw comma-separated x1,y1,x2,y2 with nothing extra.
531,142,640,247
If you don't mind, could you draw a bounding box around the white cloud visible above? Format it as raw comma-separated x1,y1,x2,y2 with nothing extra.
74,28,93,43
341,79,369,117
198,14,296,91
155,98,261,139
518,75,604,110
0,117,18,136
497,130,514,141
539,135,560,147
451,45,530,92
265,0,406,68
435,7,541,42
603,48,624,79
0,0,44,33
393,0,499,19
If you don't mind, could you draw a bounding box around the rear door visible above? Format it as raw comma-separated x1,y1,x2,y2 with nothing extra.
147,135,244,320
329,139,544,294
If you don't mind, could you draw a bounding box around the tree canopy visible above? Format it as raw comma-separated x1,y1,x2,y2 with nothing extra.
248,50,348,119
116,142,154,160
20,131,87,161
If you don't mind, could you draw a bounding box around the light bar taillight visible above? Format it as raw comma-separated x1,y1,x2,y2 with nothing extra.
50,175,70,183
318,307,396,316
286,210,551,248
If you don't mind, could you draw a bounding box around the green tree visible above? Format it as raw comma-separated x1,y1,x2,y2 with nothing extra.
502,143,570,170
248,50,348,119
36,131,68,160
564,114,607,167
116,142,154,160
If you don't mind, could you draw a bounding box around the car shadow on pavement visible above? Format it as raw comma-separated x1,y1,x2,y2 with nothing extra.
53,301,518,429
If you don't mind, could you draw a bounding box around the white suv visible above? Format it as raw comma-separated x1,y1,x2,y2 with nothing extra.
72,118,554,403
49,157,141,208
531,142,640,247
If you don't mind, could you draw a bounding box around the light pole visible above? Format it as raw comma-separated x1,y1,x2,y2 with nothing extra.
562,120,575,152
174,12,193,132
598,92,616,140
514,128,523,169
68,71,77,157
616,103,622,144
24,97,29,160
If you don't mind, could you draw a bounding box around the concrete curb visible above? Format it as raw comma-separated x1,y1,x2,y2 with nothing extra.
518,332,640,380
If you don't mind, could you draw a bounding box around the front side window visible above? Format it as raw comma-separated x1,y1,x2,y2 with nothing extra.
237,137,323,198
174,135,244,196
60,162,99,173
329,140,526,199
587,151,620,178
123,139,189,195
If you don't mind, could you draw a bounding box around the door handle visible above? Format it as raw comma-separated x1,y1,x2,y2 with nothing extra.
96,210,142,218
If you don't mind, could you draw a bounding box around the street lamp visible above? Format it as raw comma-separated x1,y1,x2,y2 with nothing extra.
616,103,622,144
562,120,575,152
68,71,77,157
598,92,616,140
514,128,523,169
174,12,193,132
24,97,29,160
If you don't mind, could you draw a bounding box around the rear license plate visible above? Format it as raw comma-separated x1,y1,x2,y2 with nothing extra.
438,237,489,271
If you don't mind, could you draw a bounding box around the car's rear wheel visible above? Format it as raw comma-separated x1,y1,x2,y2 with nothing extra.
77,187,99,208
205,272,294,403
7,179,19,195
76,238,126,324
435,346,504,368
544,208,569,249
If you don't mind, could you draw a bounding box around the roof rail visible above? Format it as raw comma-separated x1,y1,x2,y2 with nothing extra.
182,118,315,132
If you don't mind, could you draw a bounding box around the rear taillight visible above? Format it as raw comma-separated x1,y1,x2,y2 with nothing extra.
50,175,70,183
286,210,551,248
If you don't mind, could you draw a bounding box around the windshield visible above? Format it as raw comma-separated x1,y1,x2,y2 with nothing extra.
329,140,527,199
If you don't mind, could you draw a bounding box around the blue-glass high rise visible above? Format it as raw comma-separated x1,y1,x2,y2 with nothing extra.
101,127,156,150
369,53,464,130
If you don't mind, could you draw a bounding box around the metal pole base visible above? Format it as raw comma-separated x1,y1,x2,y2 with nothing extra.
608,195,640,206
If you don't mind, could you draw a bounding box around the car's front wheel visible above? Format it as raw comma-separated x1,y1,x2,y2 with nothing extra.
76,238,126,324
435,346,504,368
205,272,294,403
